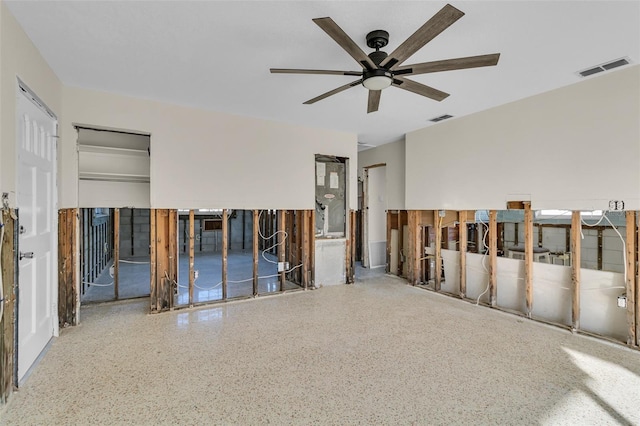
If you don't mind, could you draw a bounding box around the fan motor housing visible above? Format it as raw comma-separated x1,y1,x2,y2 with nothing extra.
368,50,388,66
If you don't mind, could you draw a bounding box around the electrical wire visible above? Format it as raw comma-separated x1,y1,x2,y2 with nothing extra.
0,210,5,322
474,212,491,305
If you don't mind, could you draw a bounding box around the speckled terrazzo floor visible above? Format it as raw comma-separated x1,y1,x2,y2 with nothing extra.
2,270,639,425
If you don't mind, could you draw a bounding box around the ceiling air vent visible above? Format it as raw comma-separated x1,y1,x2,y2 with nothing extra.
602,58,629,70
429,114,453,123
578,57,631,77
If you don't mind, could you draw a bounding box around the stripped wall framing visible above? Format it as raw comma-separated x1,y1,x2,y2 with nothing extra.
402,207,639,349
150,209,317,312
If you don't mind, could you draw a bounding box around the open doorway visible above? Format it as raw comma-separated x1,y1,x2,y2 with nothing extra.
362,165,387,269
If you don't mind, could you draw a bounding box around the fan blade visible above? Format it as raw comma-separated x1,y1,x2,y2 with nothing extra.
367,90,381,113
303,79,363,104
394,53,500,76
271,68,363,76
313,17,377,70
381,4,465,69
393,77,449,101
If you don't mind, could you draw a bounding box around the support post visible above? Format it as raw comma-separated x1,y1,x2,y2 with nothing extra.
222,209,228,300
489,210,498,307
625,211,637,346
571,211,581,331
459,210,468,298
434,210,442,291
188,210,195,306
113,208,120,300
253,210,259,296
524,202,533,317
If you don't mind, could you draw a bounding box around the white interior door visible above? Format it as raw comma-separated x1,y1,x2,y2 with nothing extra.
16,87,58,383
366,166,387,268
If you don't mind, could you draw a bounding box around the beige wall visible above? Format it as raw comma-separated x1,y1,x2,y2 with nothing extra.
357,138,406,210
0,1,63,208
61,86,357,210
406,65,640,211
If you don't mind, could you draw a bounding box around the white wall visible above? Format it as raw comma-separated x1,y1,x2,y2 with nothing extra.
0,2,63,208
406,65,640,211
357,139,405,210
61,86,358,210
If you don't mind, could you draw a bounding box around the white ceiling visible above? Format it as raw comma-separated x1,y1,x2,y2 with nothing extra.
5,1,640,148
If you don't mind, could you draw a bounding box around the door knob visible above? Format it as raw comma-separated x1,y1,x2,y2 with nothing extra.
19,251,34,260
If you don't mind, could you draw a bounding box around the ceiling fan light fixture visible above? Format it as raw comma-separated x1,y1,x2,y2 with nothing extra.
362,69,393,90
363,75,392,90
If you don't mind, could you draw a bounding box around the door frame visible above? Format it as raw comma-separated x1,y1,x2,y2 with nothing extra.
15,78,59,384
362,163,386,269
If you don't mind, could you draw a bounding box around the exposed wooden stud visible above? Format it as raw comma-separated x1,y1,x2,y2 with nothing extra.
434,210,442,291
571,211,581,331
489,210,498,306
149,209,157,311
302,210,310,289
386,211,392,274
278,210,286,291
130,208,135,257
349,210,356,283
407,210,420,285
636,211,640,347
310,209,316,287
113,208,120,300
597,229,603,270
295,211,303,285
423,226,429,283
398,211,406,276
253,210,259,296
1,209,16,402
222,209,229,300
58,209,78,326
524,202,533,317
537,224,543,247
459,210,468,298
625,211,637,346
286,211,294,279
168,209,177,309
188,210,195,306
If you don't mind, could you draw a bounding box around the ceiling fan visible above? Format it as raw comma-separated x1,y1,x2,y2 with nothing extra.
270,4,500,113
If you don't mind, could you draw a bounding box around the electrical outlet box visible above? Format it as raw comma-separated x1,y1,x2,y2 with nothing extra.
438,209,446,217
276,262,290,272
609,200,625,211
193,270,199,280
617,294,627,308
